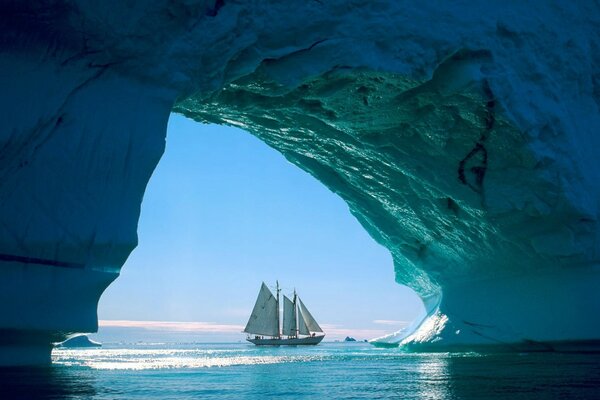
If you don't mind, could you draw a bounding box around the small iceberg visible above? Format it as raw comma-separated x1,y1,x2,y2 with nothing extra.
56,335,102,348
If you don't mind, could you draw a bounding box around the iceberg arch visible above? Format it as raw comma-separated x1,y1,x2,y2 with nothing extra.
1,1,599,363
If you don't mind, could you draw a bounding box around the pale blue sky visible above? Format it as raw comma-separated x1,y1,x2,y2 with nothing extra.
96,114,423,341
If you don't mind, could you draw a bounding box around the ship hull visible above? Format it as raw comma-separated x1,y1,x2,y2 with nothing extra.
247,336,325,346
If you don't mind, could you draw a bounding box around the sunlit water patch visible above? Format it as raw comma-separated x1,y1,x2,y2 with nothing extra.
53,346,327,370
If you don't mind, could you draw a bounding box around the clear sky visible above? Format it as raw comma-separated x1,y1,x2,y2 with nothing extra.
96,114,424,342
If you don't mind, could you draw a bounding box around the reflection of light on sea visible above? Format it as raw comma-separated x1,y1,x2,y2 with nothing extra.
413,353,451,400
52,349,325,370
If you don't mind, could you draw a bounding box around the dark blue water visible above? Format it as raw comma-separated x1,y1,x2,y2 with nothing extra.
1,343,599,399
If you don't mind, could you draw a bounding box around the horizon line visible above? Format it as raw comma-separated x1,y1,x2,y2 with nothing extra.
98,319,397,339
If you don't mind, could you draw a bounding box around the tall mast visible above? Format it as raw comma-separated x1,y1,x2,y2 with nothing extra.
293,289,298,338
276,280,281,338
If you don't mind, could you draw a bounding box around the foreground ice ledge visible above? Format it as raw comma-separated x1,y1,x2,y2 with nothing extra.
1,1,599,363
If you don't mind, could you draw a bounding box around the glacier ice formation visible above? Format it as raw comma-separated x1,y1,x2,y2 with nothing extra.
1,1,600,363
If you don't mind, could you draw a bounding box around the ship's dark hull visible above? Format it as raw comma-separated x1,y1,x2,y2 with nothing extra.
247,335,324,346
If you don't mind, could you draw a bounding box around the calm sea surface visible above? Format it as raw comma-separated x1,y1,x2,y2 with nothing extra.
1,342,599,399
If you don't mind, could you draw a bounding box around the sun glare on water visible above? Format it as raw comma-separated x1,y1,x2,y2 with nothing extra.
52,348,327,370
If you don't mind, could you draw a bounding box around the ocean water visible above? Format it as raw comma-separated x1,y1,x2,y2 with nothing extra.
1,342,599,399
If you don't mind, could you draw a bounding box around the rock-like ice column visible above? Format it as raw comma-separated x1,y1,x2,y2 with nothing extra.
1,1,599,362
0,50,174,364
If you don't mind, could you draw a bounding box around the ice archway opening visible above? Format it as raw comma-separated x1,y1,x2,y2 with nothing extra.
98,115,426,344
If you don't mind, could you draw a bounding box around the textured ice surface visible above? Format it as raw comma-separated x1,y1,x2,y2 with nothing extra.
1,1,599,360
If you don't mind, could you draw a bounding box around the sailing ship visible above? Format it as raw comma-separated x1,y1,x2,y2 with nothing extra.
244,281,325,345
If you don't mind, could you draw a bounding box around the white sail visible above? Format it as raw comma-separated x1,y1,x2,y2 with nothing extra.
282,295,297,336
244,282,279,336
298,297,323,333
297,306,310,335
